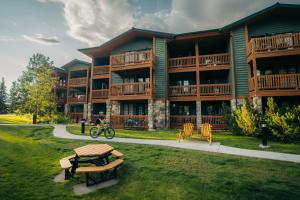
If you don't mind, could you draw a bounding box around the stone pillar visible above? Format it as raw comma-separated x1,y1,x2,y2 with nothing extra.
87,103,92,123
111,101,120,115
165,100,170,129
83,103,88,120
196,100,202,129
253,96,262,113
148,99,154,130
152,99,169,129
106,100,111,123
64,104,69,115
230,98,244,111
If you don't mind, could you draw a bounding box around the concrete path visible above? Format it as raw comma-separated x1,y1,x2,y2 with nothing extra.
52,125,300,163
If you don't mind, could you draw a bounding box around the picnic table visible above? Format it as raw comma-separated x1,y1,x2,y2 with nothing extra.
59,144,124,186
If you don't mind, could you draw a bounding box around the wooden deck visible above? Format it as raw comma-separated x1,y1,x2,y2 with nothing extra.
68,77,88,87
110,82,151,100
111,115,148,129
68,96,87,103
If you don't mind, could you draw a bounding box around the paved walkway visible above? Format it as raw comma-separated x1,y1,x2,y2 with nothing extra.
52,125,300,163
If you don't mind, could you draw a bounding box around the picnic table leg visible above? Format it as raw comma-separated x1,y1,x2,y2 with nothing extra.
71,155,79,175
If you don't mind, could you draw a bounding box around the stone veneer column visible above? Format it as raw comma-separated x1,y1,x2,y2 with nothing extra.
196,100,202,129
105,100,111,122
152,99,169,129
148,99,154,130
64,104,69,115
111,101,120,115
253,96,262,113
230,98,244,111
83,104,88,120
165,100,170,129
87,103,92,123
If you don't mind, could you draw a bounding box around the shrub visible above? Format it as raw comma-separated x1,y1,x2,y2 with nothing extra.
53,113,72,124
265,97,300,142
221,103,242,135
234,99,260,136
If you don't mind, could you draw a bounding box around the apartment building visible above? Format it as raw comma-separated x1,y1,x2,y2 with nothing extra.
55,3,300,129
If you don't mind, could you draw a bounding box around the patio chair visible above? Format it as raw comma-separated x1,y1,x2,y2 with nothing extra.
177,123,194,142
199,123,212,144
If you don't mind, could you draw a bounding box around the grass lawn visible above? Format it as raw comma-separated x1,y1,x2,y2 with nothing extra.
1,125,300,199
0,114,32,124
67,125,300,155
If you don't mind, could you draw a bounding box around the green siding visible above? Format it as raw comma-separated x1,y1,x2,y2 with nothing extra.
155,38,167,98
112,38,152,54
112,72,122,83
249,16,300,37
232,26,249,97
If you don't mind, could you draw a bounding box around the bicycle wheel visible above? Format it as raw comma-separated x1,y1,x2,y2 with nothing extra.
90,127,99,138
104,128,115,139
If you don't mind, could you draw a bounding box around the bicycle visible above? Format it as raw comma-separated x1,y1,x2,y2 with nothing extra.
89,123,115,139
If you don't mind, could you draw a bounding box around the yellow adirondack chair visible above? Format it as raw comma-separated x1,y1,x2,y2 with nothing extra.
199,123,212,144
177,123,194,142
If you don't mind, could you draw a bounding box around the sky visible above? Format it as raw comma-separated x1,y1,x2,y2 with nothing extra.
1,0,300,89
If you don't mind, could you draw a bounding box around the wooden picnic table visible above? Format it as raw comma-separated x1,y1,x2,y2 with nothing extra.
71,144,114,175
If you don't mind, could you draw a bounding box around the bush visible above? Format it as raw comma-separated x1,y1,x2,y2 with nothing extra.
221,103,242,135
234,99,261,136
53,113,72,124
265,97,300,142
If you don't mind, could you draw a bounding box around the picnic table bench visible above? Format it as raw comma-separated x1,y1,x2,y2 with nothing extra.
59,144,124,186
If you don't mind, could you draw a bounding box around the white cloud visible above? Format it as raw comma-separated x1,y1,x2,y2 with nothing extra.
22,33,60,45
38,0,300,46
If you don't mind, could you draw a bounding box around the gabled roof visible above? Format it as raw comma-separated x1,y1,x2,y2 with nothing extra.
222,3,300,31
79,27,174,57
61,59,91,70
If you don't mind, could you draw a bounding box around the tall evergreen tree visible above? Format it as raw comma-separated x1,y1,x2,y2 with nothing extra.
0,77,8,114
8,81,20,113
18,54,57,124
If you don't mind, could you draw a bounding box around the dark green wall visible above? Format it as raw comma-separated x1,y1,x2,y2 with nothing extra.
248,16,300,38
112,38,152,54
232,26,249,97
155,38,167,98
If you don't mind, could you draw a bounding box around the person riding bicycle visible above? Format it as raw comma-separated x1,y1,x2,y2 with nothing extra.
96,112,106,129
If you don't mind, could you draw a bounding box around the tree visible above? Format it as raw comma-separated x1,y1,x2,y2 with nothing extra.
18,54,57,124
8,81,20,113
0,77,8,114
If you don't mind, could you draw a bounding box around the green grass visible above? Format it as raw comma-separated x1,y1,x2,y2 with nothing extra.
0,114,32,124
67,125,300,155
1,125,300,199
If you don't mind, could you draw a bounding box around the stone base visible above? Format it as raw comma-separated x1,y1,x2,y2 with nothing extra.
259,144,270,149
73,179,119,196
53,170,66,183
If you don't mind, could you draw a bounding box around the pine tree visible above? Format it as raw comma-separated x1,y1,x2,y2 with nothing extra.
8,81,20,113
0,77,8,113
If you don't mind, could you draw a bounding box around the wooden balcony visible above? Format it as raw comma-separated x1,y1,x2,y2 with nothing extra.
55,83,67,90
111,115,148,129
199,53,230,71
68,77,87,87
110,50,153,71
250,73,300,97
200,84,231,95
201,115,226,130
247,33,300,60
169,85,197,97
68,95,87,103
168,56,196,73
91,89,109,100
93,65,109,77
110,82,151,99
170,115,197,129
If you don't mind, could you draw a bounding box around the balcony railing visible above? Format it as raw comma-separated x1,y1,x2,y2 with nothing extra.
201,115,226,130
248,32,300,55
199,53,230,67
91,89,109,99
69,77,87,86
93,65,109,76
110,82,151,96
110,50,152,67
168,56,196,69
169,85,197,97
257,73,300,90
56,97,66,104
170,115,197,129
68,95,87,103
200,83,231,96
111,115,148,129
